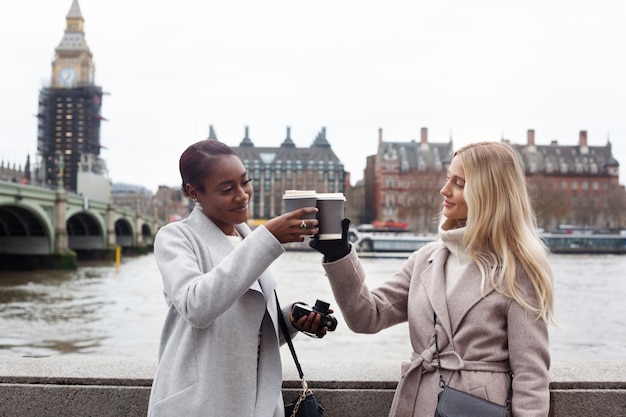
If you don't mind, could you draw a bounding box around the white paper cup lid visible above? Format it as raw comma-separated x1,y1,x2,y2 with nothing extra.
283,190,317,199
316,193,345,201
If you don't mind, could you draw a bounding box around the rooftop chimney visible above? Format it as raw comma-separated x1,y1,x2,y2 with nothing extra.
579,130,588,147
378,128,383,145
421,127,428,144
527,129,535,146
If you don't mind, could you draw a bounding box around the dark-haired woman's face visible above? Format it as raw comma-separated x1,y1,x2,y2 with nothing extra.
187,155,253,235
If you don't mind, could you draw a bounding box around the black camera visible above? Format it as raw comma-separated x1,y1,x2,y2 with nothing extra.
291,300,338,332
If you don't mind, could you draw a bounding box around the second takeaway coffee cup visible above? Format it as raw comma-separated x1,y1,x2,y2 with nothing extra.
282,190,317,220
315,193,346,240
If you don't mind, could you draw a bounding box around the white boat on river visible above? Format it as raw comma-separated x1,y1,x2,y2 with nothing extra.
349,227,626,256
285,224,626,256
348,225,435,255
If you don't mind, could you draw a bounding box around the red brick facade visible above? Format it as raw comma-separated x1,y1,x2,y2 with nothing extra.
355,128,625,233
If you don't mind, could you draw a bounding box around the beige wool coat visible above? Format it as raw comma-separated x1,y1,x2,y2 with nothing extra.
321,241,550,417
147,207,295,417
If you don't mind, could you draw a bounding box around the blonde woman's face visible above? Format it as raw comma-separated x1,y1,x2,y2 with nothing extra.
440,155,468,225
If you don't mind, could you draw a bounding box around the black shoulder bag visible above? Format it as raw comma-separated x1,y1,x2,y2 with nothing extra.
275,292,325,417
433,312,512,417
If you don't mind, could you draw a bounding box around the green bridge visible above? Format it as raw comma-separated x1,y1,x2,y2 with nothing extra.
0,181,163,270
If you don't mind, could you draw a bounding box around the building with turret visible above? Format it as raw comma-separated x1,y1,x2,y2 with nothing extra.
208,125,348,222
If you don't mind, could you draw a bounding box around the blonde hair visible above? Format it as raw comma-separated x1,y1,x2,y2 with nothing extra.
445,141,556,324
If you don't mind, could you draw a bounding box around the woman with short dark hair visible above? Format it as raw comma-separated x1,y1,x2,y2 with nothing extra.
148,139,329,417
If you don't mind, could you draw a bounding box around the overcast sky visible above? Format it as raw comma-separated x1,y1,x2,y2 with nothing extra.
1,0,625,192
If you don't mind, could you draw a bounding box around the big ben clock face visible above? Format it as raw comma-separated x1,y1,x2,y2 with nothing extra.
58,67,78,87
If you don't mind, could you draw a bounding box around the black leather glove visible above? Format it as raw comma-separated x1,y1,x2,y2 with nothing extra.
309,218,351,262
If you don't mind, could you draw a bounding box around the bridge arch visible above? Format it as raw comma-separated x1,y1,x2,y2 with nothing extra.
0,204,52,254
1,182,164,268
140,223,154,245
67,211,105,250
115,218,134,247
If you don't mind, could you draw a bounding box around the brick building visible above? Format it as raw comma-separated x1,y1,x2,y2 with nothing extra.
356,128,625,233
513,129,624,231
357,128,453,232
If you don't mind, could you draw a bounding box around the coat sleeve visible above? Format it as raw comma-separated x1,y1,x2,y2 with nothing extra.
154,223,284,328
506,283,551,416
321,245,419,333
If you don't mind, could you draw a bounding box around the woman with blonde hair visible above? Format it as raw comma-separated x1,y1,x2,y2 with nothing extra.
311,141,556,416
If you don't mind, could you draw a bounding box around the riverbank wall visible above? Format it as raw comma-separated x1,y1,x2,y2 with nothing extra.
0,355,624,416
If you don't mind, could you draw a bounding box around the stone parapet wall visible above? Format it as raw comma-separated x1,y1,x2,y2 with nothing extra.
0,355,624,417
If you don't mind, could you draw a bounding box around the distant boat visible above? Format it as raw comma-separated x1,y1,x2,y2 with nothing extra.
285,224,626,256
349,225,626,256
349,225,435,255
541,232,626,254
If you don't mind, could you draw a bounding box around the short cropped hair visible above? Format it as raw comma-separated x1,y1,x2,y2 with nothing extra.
179,140,238,196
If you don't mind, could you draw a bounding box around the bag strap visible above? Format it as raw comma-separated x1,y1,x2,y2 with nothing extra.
275,291,305,380
433,312,513,410
432,312,447,389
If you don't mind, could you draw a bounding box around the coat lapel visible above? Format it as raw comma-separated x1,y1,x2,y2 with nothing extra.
421,243,500,344
446,262,498,333
235,223,279,337
186,208,265,294
422,245,453,340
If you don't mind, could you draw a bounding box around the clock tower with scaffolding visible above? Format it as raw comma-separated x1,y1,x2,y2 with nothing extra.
36,0,108,198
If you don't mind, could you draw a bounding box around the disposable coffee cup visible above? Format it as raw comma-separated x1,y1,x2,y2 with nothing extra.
316,193,346,240
282,190,317,220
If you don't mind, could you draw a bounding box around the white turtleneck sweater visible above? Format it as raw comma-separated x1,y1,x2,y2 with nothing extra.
438,226,473,296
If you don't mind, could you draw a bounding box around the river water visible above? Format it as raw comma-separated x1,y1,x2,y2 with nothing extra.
0,250,625,364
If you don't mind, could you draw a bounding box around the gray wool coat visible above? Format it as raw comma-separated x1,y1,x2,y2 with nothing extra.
147,207,294,417
321,241,550,417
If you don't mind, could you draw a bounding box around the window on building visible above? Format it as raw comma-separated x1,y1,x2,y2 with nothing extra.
264,168,271,191
254,168,260,186
285,160,292,180
259,152,275,164
274,164,282,180
385,193,393,207
317,161,324,181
